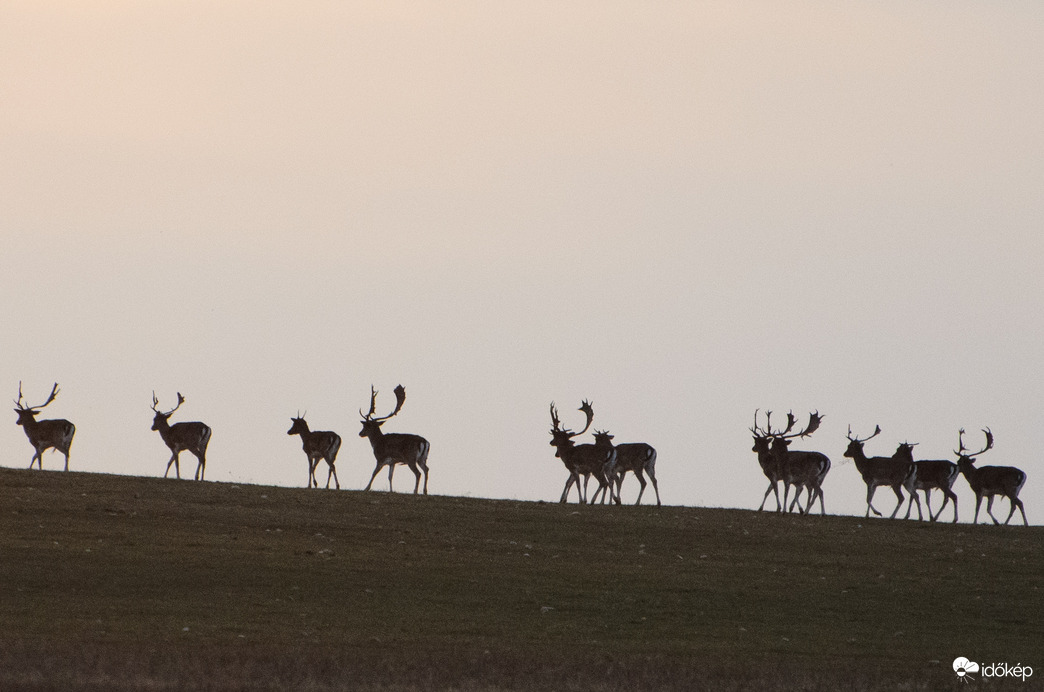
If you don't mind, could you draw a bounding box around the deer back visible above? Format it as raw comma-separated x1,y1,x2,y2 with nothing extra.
303,430,341,462
614,443,656,473
845,441,913,485
912,459,959,491
959,461,1027,497
781,449,831,484
565,443,616,475
20,417,75,453
370,432,430,464
165,421,212,454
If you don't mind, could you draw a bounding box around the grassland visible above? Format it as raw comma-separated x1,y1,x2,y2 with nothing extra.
0,467,1040,691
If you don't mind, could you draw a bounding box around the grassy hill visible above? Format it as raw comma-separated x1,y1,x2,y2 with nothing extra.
0,467,1040,691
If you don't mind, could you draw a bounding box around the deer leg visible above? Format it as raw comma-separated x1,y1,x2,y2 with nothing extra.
922,491,935,522
165,453,180,479
418,457,429,495
787,485,801,513
387,463,396,492
364,463,383,491
985,495,1001,525
634,471,648,506
905,489,922,521
814,485,826,516
62,451,70,472
194,453,205,481
559,474,575,503
946,491,959,524
1002,495,1020,525
589,477,602,504
888,486,904,519
973,495,984,524
327,462,340,490
647,470,661,507
866,484,882,517
758,482,775,511
802,485,815,515
408,463,421,494
1012,497,1028,526
30,450,42,470
595,472,611,505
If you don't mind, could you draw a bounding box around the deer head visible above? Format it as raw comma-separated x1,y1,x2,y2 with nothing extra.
548,400,595,454
359,385,406,436
288,413,310,436
151,391,185,430
954,427,993,463
13,382,60,425
752,409,822,454
844,424,882,458
893,442,918,463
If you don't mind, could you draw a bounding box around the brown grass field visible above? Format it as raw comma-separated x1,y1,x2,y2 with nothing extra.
0,467,1040,691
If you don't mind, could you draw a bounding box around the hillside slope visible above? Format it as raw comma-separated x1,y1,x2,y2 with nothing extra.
0,468,1040,691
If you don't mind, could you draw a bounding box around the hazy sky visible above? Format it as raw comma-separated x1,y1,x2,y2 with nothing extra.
2,2,1042,522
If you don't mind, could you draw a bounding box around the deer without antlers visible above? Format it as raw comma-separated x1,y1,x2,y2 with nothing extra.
548,401,617,505
14,382,75,471
288,414,342,489
151,392,212,481
844,426,919,520
955,428,1027,526
359,385,430,494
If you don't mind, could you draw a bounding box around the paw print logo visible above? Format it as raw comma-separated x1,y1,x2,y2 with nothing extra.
953,657,980,682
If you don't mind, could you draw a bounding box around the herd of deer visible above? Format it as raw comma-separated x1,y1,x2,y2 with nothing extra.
8,382,1030,525
12,382,431,495
750,409,1029,526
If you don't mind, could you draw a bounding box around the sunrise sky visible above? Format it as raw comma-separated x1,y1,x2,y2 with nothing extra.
2,2,1041,521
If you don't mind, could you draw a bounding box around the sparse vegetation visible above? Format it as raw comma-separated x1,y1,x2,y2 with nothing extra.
0,467,1039,691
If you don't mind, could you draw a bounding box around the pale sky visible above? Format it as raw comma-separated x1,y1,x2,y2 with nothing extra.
2,2,1042,522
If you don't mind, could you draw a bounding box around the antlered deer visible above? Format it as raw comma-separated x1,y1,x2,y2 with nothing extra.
151,392,212,481
954,428,1027,526
844,426,918,519
750,409,785,512
549,401,617,504
593,430,660,506
895,442,959,523
750,409,828,514
359,385,430,494
14,382,75,471
288,415,342,489
768,411,830,516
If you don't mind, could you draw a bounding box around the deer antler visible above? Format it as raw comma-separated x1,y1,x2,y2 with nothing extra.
16,382,60,412
775,411,822,440
549,402,562,432
366,384,406,423
847,424,881,444
360,386,378,420
575,400,595,437
152,391,185,416
957,427,994,457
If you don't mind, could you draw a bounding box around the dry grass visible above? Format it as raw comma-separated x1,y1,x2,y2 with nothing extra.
0,467,1040,690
